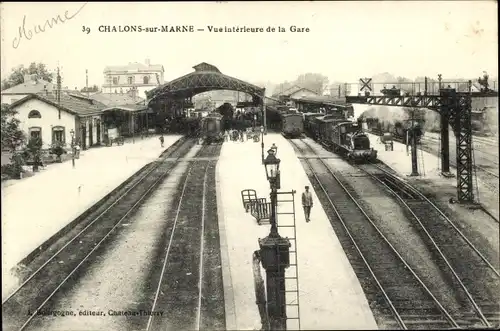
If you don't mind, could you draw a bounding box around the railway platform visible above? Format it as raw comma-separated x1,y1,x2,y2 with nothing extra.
216,133,377,330
1,134,183,298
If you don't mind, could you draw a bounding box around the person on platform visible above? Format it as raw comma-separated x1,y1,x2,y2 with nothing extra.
301,186,313,222
159,135,164,148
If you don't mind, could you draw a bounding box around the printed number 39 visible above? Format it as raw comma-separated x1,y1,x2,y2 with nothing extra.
82,26,90,34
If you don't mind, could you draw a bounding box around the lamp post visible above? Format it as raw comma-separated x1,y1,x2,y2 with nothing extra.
70,129,75,168
261,126,265,164
259,148,291,330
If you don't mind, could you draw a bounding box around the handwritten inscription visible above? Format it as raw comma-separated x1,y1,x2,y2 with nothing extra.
12,2,88,49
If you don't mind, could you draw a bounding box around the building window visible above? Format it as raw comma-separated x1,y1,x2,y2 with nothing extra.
143,76,149,84
52,126,65,145
128,76,134,84
28,127,42,140
113,77,119,85
28,110,42,119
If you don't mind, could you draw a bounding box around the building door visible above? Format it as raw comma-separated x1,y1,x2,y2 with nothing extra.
96,120,101,144
89,121,94,147
81,125,87,150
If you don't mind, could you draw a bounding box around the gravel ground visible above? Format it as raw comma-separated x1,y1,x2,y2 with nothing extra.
399,176,499,272
292,137,498,327
26,162,190,331
145,150,224,331
419,135,499,219
323,159,465,312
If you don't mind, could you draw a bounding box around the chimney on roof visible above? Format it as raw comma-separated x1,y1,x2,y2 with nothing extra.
145,58,151,66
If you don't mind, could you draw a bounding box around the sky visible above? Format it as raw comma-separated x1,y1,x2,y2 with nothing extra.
1,1,498,90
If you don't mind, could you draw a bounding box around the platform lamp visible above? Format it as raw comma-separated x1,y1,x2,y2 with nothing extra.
258,147,290,330
70,129,75,168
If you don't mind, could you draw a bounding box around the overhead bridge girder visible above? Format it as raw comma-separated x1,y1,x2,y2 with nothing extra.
347,95,442,110
346,91,497,113
347,86,480,203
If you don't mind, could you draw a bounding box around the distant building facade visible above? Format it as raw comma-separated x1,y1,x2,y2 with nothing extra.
102,59,165,100
271,85,319,107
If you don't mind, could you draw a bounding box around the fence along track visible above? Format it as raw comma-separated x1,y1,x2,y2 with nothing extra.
288,138,459,329
146,143,222,331
2,138,197,331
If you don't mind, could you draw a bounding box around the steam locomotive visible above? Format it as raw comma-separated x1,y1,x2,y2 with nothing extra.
305,114,377,162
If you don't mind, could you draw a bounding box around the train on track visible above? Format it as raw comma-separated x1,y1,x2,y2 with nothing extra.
362,117,425,144
200,112,224,144
305,114,378,162
281,111,304,138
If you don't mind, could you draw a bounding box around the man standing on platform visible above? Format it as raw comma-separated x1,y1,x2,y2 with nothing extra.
302,186,313,222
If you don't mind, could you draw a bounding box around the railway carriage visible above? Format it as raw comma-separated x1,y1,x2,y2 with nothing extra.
303,113,324,137
200,112,224,144
313,114,346,142
281,113,304,138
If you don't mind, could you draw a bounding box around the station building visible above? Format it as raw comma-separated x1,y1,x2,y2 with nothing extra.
7,93,106,150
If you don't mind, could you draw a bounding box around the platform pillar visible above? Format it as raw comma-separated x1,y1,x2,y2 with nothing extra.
409,132,419,176
440,111,451,175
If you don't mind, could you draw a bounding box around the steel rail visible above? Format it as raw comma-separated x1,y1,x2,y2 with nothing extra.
2,138,193,306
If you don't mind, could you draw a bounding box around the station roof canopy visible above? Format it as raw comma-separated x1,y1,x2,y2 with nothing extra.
290,95,350,107
102,104,153,113
146,62,266,104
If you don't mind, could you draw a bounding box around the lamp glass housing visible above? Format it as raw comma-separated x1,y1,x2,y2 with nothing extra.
271,144,278,155
264,149,280,181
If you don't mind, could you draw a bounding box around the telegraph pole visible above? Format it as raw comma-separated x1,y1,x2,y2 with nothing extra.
57,66,62,119
409,107,419,176
86,69,89,98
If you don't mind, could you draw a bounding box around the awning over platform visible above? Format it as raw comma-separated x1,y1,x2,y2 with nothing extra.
102,104,154,113
290,95,349,106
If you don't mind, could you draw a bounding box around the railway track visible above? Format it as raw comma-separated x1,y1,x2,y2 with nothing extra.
289,138,500,329
421,135,499,170
367,129,499,179
359,163,500,326
289,139,459,329
1,138,199,331
144,142,224,331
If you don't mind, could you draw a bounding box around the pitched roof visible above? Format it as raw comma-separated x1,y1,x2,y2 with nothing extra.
272,85,318,98
1,79,53,94
103,62,164,73
9,93,106,116
89,92,144,107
